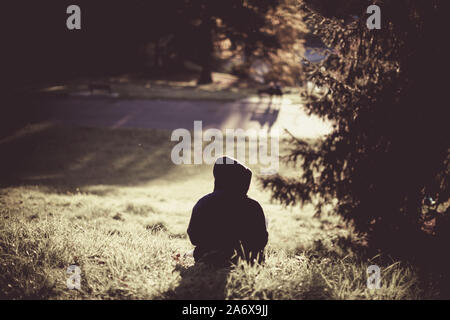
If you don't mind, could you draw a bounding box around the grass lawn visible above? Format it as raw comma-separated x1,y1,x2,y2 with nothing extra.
0,123,435,299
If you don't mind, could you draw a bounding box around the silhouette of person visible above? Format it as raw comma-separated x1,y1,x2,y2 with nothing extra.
187,156,268,267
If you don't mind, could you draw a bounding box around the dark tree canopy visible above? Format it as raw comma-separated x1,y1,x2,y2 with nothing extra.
170,0,306,84
263,0,449,258
4,0,306,88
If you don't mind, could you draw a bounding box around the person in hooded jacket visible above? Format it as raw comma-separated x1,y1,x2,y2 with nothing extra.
187,156,268,267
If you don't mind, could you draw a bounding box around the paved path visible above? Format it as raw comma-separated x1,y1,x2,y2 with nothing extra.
27,95,332,139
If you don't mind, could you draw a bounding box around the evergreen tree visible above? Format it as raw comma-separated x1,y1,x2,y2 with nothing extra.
263,0,449,257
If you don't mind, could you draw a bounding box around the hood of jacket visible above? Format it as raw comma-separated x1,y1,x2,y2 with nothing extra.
213,156,252,196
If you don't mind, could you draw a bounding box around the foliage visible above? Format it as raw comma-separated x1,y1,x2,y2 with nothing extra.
260,0,306,85
262,0,449,257
167,0,306,84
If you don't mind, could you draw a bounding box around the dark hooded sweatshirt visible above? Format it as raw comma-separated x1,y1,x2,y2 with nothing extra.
187,156,268,266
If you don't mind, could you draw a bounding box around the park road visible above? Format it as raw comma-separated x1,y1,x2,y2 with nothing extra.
16,95,332,139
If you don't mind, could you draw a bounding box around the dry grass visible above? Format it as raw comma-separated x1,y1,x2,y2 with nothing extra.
0,124,436,299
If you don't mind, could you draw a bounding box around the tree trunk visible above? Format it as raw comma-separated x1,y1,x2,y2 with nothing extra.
197,18,214,85
198,64,213,84
154,39,160,69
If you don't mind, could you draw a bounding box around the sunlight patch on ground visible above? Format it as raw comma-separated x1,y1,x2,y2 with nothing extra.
0,125,431,299
221,97,333,139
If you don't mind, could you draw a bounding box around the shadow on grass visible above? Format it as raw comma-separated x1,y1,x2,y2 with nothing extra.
165,263,230,300
0,93,282,194
0,124,181,193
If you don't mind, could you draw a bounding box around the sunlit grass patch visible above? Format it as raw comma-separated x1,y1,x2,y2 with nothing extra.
0,125,437,299
0,185,433,300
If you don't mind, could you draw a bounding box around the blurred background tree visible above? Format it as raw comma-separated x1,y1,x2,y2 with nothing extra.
263,0,449,265
4,0,307,89
167,0,281,84
259,0,306,85
141,0,306,85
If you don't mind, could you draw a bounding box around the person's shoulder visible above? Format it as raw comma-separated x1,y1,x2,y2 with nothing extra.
244,197,264,212
193,192,215,210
